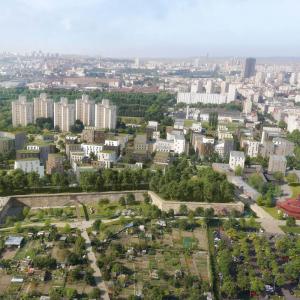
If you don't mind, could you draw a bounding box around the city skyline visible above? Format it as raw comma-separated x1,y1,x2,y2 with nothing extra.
1,0,300,57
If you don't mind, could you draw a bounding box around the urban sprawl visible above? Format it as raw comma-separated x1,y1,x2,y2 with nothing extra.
0,53,299,299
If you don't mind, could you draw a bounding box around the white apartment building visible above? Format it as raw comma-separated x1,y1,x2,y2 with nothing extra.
173,135,186,154
12,96,34,127
215,142,225,157
104,139,120,147
155,139,174,152
14,158,44,177
75,95,95,126
229,151,245,171
148,121,159,131
70,151,85,162
81,143,104,157
95,99,117,130
218,131,233,140
287,114,300,133
54,98,75,132
191,122,202,132
177,93,227,105
245,140,260,158
33,93,54,121
97,150,117,163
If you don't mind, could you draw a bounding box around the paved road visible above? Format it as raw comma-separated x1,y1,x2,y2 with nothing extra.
277,183,292,203
250,203,284,234
282,288,299,300
81,228,110,300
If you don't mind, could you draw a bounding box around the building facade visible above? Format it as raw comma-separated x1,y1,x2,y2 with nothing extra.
75,95,95,126
54,98,75,132
12,96,34,127
95,99,117,130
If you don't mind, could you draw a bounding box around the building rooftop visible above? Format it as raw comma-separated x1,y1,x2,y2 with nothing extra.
5,236,24,246
230,151,245,158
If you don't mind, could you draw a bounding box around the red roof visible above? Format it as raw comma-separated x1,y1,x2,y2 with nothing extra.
277,195,300,219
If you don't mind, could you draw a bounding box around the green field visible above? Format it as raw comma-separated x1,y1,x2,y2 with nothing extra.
291,184,300,198
280,225,300,234
263,206,281,220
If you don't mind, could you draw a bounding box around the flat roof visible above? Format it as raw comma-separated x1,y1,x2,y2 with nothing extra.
5,236,24,246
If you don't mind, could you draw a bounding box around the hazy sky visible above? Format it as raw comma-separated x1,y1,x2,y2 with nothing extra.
1,0,300,57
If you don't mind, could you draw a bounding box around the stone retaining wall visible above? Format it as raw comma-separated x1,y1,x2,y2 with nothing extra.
148,191,244,215
0,190,244,223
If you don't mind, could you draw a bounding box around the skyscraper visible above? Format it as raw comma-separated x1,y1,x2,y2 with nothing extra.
243,57,256,78
95,99,117,130
12,96,34,127
33,93,54,121
75,95,95,126
54,98,75,132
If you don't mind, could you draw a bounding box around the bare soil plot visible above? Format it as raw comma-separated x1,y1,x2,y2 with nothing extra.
1,248,18,259
0,273,12,295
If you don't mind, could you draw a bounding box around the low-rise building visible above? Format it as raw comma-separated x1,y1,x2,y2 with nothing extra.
46,153,65,175
14,158,44,177
229,151,245,171
268,155,287,174
0,137,15,154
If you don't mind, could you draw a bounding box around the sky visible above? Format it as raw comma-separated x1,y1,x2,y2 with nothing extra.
1,0,300,58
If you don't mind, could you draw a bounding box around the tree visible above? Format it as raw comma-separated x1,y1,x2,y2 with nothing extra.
63,223,71,234
89,288,101,299
126,193,135,205
286,216,296,227
92,219,102,231
273,171,284,181
278,120,287,130
256,195,264,206
65,288,77,300
221,279,237,298
208,112,218,130
250,277,264,294
119,196,126,206
179,204,188,216
70,119,84,133
234,165,243,176
286,172,299,184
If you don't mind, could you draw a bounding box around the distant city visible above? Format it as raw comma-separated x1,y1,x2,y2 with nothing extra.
0,51,300,300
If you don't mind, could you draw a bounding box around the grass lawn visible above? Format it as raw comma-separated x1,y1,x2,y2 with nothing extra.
291,184,300,198
184,119,196,127
262,206,281,220
120,116,144,125
280,225,300,234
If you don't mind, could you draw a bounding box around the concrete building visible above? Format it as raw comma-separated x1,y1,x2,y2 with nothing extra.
177,92,227,105
33,93,54,121
54,98,75,132
12,96,34,127
229,151,245,170
273,137,294,157
82,127,107,144
81,143,104,157
245,140,260,158
0,137,15,154
46,153,65,175
95,99,117,130
268,155,287,174
75,95,95,126
0,131,26,150
16,149,40,161
26,143,56,165
14,158,44,177
243,98,253,114
243,57,256,78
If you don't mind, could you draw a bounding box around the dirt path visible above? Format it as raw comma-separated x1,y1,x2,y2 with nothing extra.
81,228,110,300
